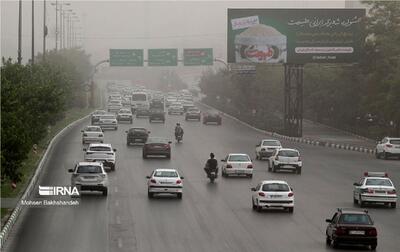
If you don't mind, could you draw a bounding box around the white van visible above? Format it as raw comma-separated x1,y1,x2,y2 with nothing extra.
131,92,150,111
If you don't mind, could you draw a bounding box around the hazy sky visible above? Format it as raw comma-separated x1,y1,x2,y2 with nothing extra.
1,0,349,83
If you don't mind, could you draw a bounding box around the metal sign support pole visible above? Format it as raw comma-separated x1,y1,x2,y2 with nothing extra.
284,64,304,137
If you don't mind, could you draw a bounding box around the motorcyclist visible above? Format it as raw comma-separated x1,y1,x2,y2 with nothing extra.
204,153,218,177
175,123,184,139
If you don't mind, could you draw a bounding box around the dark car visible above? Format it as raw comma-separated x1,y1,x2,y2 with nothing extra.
325,208,377,250
136,108,150,118
203,112,222,125
91,110,107,125
126,127,150,145
142,137,172,159
185,107,201,121
150,99,164,110
149,109,165,123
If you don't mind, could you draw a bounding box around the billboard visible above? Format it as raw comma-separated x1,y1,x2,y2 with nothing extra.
228,9,366,64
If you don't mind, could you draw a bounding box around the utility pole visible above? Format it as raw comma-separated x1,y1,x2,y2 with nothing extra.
17,0,22,64
43,0,47,60
32,0,35,64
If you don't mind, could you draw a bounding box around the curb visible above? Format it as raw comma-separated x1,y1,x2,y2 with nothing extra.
0,112,91,249
198,102,376,156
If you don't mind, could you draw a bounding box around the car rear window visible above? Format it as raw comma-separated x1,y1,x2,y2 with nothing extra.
154,171,178,177
262,140,281,146
278,150,299,157
119,109,131,113
365,178,393,186
228,155,250,162
147,138,168,144
389,140,400,144
130,128,147,133
339,214,372,225
89,146,112,152
85,127,101,132
77,165,102,173
100,115,115,120
262,183,290,192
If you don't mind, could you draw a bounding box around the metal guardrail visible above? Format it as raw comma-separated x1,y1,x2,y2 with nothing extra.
0,113,91,249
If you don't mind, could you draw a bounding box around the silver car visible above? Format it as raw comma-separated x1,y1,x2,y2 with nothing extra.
81,125,104,144
69,162,109,196
98,114,118,130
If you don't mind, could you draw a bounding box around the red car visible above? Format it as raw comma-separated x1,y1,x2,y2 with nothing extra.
203,112,222,125
325,208,377,250
142,137,172,159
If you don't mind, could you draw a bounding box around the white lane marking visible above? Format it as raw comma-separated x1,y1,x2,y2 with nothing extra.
117,238,123,248
116,216,121,225
114,187,118,193
115,200,119,207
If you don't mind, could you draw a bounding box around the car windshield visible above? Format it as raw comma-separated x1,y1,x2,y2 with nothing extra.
278,150,299,157
153,171,178,178
365,178,393,186
262,140,281,146
339,214,372,225
77,165,102,174
85,127,101,132
89,146,112,152
119,109,131,113
109,100,121,104
228,155,250,162
188,109,199,112
262,183,290,192
389,139,400,144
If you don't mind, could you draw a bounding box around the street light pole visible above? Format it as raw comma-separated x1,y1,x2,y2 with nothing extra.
43,0,47,60
32,0,35,64
17,0,22,64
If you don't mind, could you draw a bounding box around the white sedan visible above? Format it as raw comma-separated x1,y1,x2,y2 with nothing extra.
255,139,282,160
221,153,253,178
81,126,104,144
147,169,184,199
353,172,397,208
251,180,294,213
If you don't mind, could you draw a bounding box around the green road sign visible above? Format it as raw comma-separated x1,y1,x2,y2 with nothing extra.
110,49,143,66
183,48,213,66
148,49,178,66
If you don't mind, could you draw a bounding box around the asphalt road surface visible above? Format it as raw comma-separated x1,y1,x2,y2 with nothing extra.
4,107,400,252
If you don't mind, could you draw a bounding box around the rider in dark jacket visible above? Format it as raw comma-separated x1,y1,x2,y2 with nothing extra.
175,123,184,138
205,153,218,177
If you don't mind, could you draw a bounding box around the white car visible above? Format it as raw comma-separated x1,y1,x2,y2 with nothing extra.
83,143,116,171
268,148,302,174
81,125,104,144
107,100,123,113
221,153,253,178
375,137,400,159
117,108,133,123
353,172,397,208
255,139,282,160
98,114,118,130
168,103,184,115
147,169,184,199
251,180,294,213
69,162,109,196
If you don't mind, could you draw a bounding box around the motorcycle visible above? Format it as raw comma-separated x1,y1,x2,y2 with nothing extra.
176,133,183,143
204,164,218,183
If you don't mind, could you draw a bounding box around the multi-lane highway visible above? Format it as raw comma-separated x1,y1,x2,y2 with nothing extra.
4,105,400,252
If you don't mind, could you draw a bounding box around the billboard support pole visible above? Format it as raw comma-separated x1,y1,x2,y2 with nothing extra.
284,64,303,137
